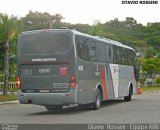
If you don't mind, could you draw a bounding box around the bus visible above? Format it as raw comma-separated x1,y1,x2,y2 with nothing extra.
17,29,138,110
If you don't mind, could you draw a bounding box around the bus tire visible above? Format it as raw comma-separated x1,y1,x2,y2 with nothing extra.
93,88,102,110
45,106,63,111
124,86,133,102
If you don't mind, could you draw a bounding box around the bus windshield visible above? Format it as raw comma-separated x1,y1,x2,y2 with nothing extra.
20,31,73,55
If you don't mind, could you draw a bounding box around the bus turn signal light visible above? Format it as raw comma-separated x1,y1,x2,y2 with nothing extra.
17,77,21,88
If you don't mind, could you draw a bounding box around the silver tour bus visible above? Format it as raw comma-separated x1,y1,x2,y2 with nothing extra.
17,29,137,110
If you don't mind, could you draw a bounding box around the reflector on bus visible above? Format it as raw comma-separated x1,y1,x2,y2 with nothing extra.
59,66,68,76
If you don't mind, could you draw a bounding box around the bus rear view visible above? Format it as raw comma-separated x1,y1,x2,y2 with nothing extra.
18,29,137,111
17,29,77,110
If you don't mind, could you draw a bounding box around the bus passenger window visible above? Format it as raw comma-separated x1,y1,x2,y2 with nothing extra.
106,45,112,63
88,40,96,61
109,47,111,60
76,36,89,61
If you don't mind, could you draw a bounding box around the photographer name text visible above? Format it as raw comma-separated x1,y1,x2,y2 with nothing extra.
122,0,158,4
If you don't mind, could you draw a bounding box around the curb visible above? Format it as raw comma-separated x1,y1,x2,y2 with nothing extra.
0,100,19,105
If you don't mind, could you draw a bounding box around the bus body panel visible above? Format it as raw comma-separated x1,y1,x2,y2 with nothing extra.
118,65,136,97
77,62,136,104
76,58,98,104
20,63,70,93
109,64,136,98
105,64,115,99
18,89,77,105
18,30,78,106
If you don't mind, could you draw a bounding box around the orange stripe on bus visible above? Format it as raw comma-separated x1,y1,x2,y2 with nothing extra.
100,65,108,100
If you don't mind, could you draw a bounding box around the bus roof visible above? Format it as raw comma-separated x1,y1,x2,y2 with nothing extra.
20,29,135,52
72,29,135,52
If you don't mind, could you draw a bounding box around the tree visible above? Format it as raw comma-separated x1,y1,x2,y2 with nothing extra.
157,52,160,58
0,42,4,81
147,36,160,51
52,14,64,28
68,23,93,34
141,58,160,86
142,58,160,75
144,46,156,58
124,17,137,28
0,13,23,95
23,11,64,31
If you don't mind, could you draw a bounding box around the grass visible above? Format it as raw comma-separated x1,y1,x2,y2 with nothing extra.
0,87,18,102
0,94,18,102
0,88,18,93
141,86,160,92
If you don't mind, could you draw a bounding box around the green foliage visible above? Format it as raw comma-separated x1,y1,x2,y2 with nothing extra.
139,77,146,87
23,10,63,31
0,13,23,86
0,42,4,73
156,77,160,85
67,24,93,34
147,36,160,51
0,13,23,42
144,46,156,58
157,52,160,58
142,58,160,75
124,17,137,28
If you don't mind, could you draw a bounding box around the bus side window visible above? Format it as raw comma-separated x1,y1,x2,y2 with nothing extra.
76,36,89,61
95,41,103,62
127,50,132,65
113,46,121,64
115,46,125,64
106,44,112,63
88,39,96,61
109,46,111,61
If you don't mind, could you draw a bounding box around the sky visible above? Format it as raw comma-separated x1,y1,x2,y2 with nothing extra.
0,0,160,25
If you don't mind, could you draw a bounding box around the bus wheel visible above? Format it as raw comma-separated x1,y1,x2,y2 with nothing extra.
124,86,133,102
93,88,102,110
45,106,63,111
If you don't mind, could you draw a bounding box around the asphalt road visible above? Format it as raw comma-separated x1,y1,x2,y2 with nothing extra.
0,92,160,124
